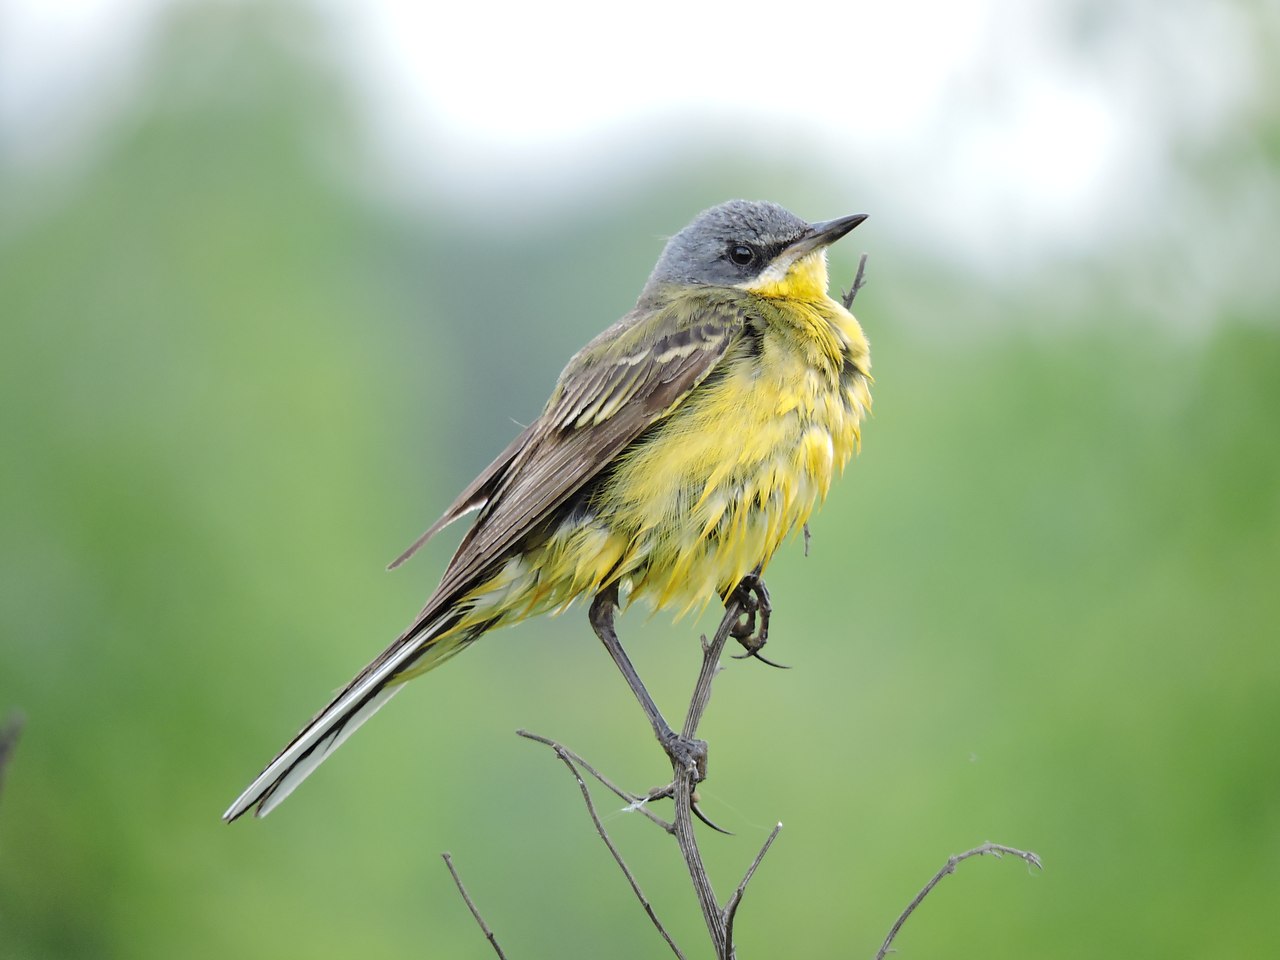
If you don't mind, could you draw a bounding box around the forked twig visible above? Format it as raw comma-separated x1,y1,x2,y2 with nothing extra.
874,841,1042,960
442,852,508,960
521,581,783,960
841,253,869,309
669,600,744,957
516,730,672,831
723,821,783,954
552,742,687,959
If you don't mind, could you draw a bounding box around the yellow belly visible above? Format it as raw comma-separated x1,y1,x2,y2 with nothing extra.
464,294,872,626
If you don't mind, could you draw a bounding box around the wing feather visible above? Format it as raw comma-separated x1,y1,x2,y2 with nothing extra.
415,289,745,623
228,289,749,819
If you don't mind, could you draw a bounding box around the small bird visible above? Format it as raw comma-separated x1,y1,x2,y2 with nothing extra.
224,200,871,821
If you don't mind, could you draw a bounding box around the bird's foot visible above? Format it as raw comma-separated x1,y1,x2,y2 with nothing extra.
644,738,732,834
659,729,708,781
729,573,788,668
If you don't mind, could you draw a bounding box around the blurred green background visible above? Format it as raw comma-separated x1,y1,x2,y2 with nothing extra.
2,2,1277,958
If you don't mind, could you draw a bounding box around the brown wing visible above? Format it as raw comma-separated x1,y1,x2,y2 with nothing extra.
222,291,745,821
414,288,746,626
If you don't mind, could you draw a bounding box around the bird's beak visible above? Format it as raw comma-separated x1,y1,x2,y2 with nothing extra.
783,213,868,261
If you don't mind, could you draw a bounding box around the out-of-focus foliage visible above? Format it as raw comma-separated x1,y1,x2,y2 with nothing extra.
1,4,1277,959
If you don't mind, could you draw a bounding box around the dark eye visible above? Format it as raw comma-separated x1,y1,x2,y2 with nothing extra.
728,244,756,266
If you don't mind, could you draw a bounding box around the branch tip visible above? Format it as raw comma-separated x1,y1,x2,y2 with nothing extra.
442,852,509,960
841,253,870,310
723,822,783,954
874,842,1042,960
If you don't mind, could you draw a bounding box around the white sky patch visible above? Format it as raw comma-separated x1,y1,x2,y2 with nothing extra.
0,0,166,164
322,0,988,161
316,0,1132,265
0,0,1261,281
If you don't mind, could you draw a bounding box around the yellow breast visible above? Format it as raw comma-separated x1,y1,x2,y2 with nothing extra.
580,286,870,616
469,254,872,630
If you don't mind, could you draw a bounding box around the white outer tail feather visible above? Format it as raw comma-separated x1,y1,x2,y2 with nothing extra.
222,619,446,821
254,684,401,818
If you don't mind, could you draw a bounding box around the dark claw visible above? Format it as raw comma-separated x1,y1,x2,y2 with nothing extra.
731,646,791,669
691,800,734,835
646,783,733,834
729,606,764,643
728,571,783,666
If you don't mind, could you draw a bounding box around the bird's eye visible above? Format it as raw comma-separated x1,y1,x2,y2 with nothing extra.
728,244,756,266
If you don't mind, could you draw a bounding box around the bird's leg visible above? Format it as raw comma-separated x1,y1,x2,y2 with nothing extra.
589,584,708,781
729,569,789,668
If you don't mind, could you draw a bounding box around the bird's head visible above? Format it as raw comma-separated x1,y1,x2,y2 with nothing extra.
644,199,866,302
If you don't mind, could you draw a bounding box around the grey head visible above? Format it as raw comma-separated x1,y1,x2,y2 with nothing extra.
643,199,866,293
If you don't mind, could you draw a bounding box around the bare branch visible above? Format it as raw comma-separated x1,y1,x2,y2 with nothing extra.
874,841,1043,960
522,584,768,960
682,599,737,742
723,822,783,954
665,587,746,957
841,253,870,309
517,730,672,832
442,852,509,960
556,745,687,959
522,733,687,959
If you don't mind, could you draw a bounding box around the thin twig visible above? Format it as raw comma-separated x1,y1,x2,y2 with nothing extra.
554,745,688,959
0,711,23,803
519,563,788,960
874,841,1042,960
841,253,869,309
516,729,671,831
442,852,509,960
681,603,735,742
668,592,745,957
723,821,783,954
523,593,753,959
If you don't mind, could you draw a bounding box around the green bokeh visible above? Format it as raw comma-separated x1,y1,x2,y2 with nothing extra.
2,5,1277,959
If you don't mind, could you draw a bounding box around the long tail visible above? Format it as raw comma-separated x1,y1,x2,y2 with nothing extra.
222,612,468,822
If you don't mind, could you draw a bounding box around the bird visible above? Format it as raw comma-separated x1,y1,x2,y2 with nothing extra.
223,199,871,822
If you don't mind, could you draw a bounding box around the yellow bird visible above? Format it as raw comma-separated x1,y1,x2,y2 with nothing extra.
224,200,871,821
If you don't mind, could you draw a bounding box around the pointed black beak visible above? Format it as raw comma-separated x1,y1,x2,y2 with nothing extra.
783,213,868,261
